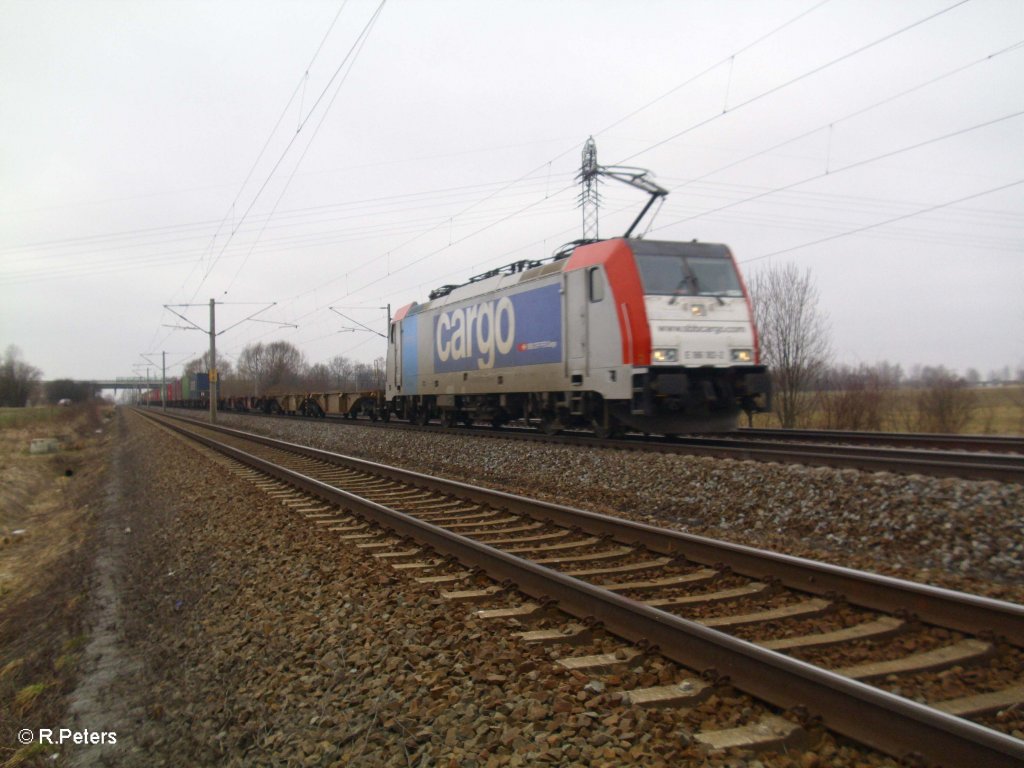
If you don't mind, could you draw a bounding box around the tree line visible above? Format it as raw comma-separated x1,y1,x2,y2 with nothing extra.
181,341,385,398
0,345,96,406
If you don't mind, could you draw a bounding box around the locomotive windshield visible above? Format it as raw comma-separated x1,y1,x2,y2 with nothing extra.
635,252,743,298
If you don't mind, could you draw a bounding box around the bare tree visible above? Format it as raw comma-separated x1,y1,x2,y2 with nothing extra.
913,367,977,433
237,341,306,395
304,362,332,391
300,355,385,392
0,345,42,407
183,354,233,379
351,362,375,390
749,263,831,428
327,355,355,389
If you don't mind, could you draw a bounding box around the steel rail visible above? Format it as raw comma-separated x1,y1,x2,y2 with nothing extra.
147,410,1024,768
153,404,1024,482
154,411,1024,645
738,427,1024,453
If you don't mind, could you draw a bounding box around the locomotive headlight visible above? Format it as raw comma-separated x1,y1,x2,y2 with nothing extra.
731,348,753,363
652,348,678,363
690,304,705,317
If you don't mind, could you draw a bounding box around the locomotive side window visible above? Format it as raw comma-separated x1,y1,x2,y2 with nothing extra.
588,267,604,302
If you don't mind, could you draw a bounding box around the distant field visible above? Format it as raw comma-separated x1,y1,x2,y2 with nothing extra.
0,406,67,429
750,386,1024,435
965,386,1024,434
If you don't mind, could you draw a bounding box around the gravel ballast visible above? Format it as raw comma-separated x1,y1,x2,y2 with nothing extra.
68,409,917,766
209,414,1024,604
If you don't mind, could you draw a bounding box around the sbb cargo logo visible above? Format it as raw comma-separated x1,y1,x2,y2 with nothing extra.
436,296,515,369
434,283,562,372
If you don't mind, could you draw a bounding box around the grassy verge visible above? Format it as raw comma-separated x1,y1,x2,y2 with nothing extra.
0,403,112,767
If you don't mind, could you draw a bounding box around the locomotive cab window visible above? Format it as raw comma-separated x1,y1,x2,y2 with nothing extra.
687,256,743,297
588,266,604,302
636,253,742,298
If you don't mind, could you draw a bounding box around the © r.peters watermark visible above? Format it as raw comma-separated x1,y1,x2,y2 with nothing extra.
18,728,117,746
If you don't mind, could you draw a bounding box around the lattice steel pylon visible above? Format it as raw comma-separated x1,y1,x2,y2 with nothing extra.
578,136,601,240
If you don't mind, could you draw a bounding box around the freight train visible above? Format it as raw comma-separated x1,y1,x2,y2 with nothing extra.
145,237,769,434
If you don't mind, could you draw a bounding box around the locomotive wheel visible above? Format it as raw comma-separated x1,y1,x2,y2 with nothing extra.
415,408,430,426
441,410,458,428
590,417,620,440
539,411,563,436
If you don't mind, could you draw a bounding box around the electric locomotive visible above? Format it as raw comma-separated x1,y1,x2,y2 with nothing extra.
385,237,769,435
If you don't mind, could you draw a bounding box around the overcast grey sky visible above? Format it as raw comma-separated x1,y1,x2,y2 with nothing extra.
2,0,1022,383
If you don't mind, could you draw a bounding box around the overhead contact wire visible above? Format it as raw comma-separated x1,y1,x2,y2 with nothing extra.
195,0,386,293
223,0,386,295
741,177,1024,264
648,108,1024,234
614,0,973,165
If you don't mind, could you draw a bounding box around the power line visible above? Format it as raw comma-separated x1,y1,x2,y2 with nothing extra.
740,177,1024,264
592,0,835,140
656,38,1024,208
0,174,568,261
224,0,388,294
648,108,1024,235
0,187,577,287
614,0,973,166
191,0,387,297
194,1,351,282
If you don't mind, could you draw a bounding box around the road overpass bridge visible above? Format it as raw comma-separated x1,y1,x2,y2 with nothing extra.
49,377,162,391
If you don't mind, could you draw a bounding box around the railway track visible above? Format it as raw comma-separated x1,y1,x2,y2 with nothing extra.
140,409,1024,766
160,405,1024,483
736,427,1024,454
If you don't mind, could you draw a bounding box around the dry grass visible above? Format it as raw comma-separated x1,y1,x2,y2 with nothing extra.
752,386,1024,435
0,407,68,430
0,403,112,767
966,386,1024,434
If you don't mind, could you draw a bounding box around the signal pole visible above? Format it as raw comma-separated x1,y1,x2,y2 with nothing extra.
209,298,217,423
163,300,295,424
139,352,168,411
